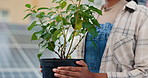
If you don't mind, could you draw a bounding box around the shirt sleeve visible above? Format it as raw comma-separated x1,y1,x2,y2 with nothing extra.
106,13,148,78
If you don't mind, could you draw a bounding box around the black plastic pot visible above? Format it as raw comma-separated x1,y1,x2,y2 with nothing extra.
40,59,83,78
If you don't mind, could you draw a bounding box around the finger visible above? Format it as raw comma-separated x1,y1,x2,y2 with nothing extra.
53,68,80,77
57,66,83,72
54,73,76,78
39,66,42,68
76,60,87,67
39,66,42,72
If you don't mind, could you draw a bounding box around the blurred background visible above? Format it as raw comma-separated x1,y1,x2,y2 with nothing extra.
0,0,147,78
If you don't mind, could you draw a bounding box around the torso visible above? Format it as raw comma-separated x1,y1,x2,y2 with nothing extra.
84,0,128,73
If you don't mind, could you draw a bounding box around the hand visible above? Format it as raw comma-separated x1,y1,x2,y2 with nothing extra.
53,60,93,78
40,66,42,72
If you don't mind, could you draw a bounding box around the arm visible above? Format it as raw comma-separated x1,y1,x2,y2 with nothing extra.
52,17,148,78
92,73,108,78
53,60,108,78
105,13,148,78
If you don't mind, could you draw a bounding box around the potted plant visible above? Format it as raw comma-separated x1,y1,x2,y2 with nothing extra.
24,0,102,77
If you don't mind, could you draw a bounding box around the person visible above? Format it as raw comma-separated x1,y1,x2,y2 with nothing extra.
52,0,148,78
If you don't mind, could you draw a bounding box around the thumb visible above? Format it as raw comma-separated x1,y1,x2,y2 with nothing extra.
76,60,87,67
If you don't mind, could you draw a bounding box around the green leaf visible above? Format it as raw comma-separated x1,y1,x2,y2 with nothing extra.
41,33,51,40
31,10,37,13
38,40,44,47
24,9,30,12
47,41,55,51
81,11,91,18
60,1,67,9
40,12,45,15
81,29,87,34
50,21,56,27
66,4,72,13
55,6,61,9
87,26,98,37
32,6,37,9
68,32,73,42
23,13,32,19
25,4,31,8
37,53,43,59
57,33,62,38
62,17,67,25
52,0,63,3
50,28,57,33
88,0,94,2
66,11,75,19
56,15,62,22
69,4,77,11
48,12,56,15
31,30,44,41
89,6,102,15
62,17,70,25
37,7,49,11
40,43,48,53
70,17,75,29
28,21,37,30
55,21,62,29
75,19,83,30
82,22,98,37
50,14,58,20
91,18,100,26
38,43,48,59
36,12,45,18
41,25,48,31
31,32,38,40
31,12,40,17
52,29,62,42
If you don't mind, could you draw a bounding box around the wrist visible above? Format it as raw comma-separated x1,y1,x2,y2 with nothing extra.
89,71,95,78
90,73,108,78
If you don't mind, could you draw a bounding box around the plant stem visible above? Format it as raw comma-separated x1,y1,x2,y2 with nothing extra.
39,19,44,25
62,29,67,59
53,50,62,59
60,43,64,58
69,35,85,55
65,0,82,59
66,27,70,39
66,30,75,59
58,5,67,59
58,39,63,59
78,0,81,7
70,0,75,4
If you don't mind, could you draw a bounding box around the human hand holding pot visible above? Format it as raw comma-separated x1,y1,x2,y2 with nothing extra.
52,60,108,78
52,60,93,78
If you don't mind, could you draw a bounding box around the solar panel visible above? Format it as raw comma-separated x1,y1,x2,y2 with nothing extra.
0,23,42,78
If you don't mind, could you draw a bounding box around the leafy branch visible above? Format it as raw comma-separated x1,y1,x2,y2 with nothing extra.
24,0,102,59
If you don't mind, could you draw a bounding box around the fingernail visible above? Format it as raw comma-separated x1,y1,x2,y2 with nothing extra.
40,66,42,68
76,61,80,63
52,68,57,72
54,73,60,77
57,67,62,69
